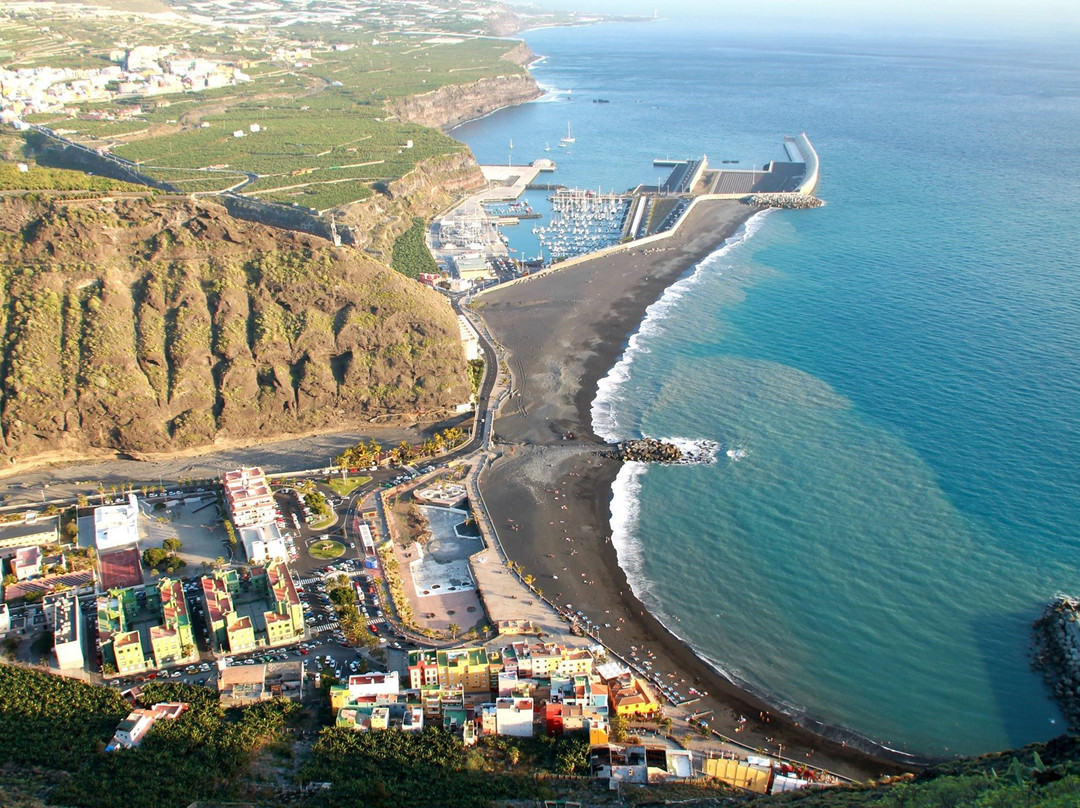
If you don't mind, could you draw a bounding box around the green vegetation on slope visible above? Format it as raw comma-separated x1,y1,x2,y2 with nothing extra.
47,679,296,808
6,5,529,211
0,163,149,194
391,216,438,279
0,195,471,460
302,727,590,808
0,664,129,770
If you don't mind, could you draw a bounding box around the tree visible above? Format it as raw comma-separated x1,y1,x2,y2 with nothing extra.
609,714,628,743
142,547,168,568
447,622,460,639
162,537,182,553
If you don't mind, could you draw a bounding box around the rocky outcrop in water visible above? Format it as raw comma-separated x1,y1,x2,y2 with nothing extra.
1032,596,1080,730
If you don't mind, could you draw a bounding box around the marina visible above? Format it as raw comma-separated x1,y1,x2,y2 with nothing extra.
428,136,817,287
533,189,631,262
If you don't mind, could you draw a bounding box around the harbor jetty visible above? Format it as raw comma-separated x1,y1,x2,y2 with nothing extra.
744,192,823,209
1032,595,1080,729
615,438,684,463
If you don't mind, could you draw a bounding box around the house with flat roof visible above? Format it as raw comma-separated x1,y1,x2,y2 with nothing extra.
437,647,494,694
48,594,83,670
13,546,42,581
0,516,60,550
239,522,287,564
217,661,303,707
93,494,140,551
330,671,400,711
494,697,534,737
109,702,187,750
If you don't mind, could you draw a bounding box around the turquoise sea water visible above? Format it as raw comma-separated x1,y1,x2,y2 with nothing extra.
454,22,1080,756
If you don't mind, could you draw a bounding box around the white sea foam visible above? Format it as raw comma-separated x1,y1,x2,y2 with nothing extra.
663,436,719,464
591,210,772,442
602,211,771,627
607,462,654,602
534,79,571,102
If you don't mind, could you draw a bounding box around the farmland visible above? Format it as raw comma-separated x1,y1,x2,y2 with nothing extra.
4,2,541,211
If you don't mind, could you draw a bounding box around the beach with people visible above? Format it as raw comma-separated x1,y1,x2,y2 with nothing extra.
471,198,918,779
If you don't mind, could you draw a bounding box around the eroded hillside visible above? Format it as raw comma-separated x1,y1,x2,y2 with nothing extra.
0,195,471,462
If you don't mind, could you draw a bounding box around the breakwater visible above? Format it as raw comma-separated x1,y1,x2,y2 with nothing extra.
743,193,823,209
1031,596,1080,729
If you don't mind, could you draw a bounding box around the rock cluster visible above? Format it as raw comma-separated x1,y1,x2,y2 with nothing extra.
744,193,823,209
616,438,684,463
1032,596,1080,729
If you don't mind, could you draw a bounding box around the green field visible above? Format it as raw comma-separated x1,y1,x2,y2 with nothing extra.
8,6,527,211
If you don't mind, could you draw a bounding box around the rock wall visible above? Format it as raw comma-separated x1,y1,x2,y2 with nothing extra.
1032,596,1080,730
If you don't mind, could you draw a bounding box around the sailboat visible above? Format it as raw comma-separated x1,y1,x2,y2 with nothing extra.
544,142,551,152
559,122,575,146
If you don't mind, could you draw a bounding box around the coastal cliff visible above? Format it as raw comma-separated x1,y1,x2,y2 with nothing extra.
385,70,543,131
0,195,471,464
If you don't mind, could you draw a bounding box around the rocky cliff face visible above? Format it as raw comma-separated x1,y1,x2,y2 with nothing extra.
0,195,472,462
337,151,486,264
386,72,543,131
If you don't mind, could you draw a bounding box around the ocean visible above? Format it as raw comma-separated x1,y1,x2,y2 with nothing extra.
453,21,1080,757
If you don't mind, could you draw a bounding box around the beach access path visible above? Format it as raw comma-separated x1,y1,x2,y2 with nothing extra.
471,199,918,781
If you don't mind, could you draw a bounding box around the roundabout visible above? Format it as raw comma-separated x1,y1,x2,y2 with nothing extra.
309,539,346,560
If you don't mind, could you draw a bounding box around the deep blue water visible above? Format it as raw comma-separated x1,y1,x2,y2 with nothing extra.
454,21,1080,756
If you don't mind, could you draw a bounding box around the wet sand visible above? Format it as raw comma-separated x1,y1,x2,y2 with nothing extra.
475,200,919,780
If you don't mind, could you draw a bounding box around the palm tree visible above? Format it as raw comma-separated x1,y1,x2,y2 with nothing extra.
448,622,460,639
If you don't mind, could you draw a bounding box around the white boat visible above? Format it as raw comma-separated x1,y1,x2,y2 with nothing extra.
559,122,575,145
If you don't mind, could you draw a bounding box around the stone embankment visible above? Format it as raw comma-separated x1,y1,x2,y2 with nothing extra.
1032,595,1080,729
616,438,683,463
744,193,823,209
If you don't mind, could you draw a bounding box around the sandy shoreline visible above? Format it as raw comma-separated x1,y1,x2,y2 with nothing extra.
473,199,918,780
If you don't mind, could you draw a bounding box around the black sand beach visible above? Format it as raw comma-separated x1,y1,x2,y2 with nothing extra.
474,199,918,780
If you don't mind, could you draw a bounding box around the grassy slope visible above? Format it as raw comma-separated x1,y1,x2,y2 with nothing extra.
0,195,471,459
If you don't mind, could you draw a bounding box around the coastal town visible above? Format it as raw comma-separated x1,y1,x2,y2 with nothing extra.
4,1,1068,808
1,421,840,797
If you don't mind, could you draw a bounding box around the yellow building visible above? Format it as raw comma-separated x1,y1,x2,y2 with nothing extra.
149,625,183,668
256,561,304,645
437,648,492,694
609,677,660,718
226,615,256,653
113,630,146,674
